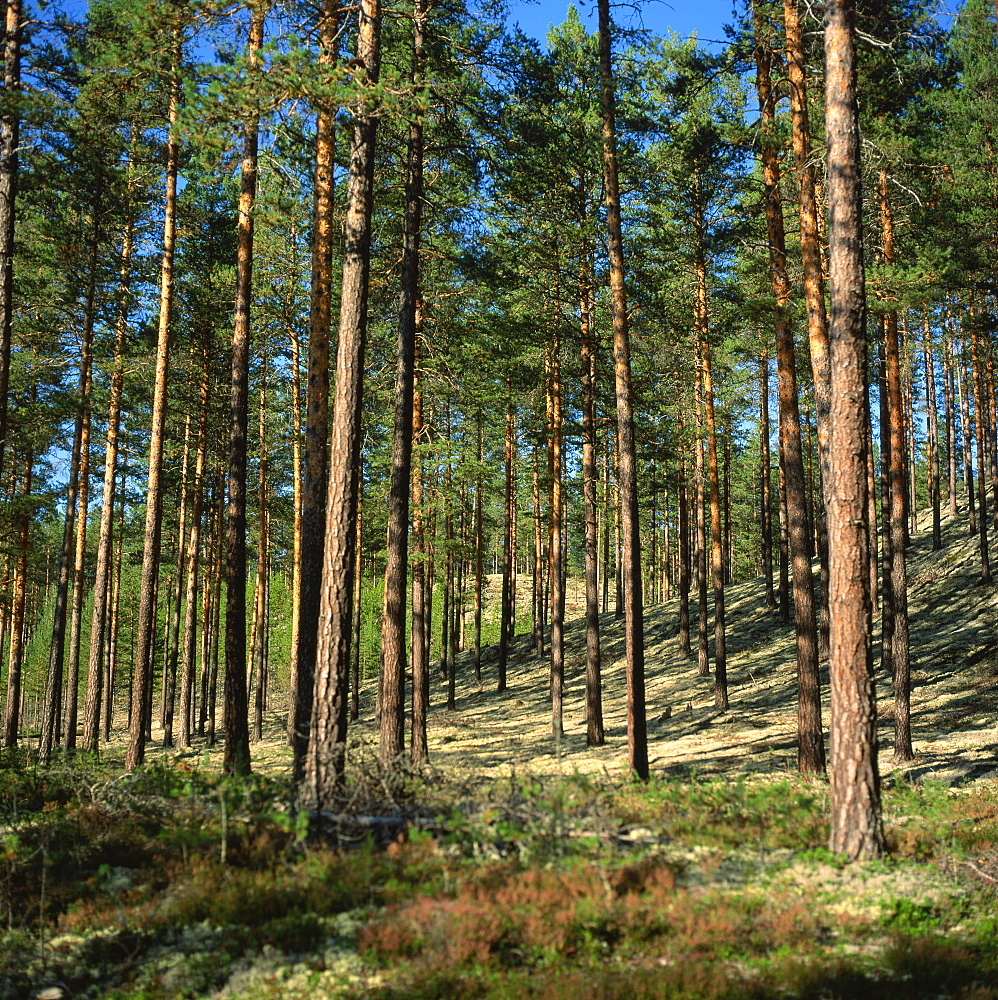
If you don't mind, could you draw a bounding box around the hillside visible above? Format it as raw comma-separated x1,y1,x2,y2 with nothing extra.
165,503,997,789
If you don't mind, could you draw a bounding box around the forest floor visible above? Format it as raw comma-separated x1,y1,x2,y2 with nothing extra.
3,505,998,1000
154,502,998,790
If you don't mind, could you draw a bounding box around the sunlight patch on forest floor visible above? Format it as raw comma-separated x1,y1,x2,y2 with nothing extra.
130,504,997,794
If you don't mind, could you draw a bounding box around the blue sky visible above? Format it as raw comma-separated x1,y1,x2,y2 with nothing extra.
510,0,737,48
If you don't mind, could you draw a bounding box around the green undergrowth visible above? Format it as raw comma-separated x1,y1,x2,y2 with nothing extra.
1,752,997,1000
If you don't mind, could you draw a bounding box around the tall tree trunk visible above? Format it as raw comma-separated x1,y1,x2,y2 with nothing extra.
223,4,266,777
677,438,691,654
579,241,604,746
474,413,484,679
957,339,977,535
410,349,429,766
986,345,998,531
824,0,884,859
759,355,775,607
694,410,710,677
531,446,545,657
105,458,127,741
497,395,515,693
83,198,135,752
40,225,98,758
307,0,381,806
784,0,832,655
944,332,958,516
755,8,823,772
127,35,182,769
923,316,942,550
0,0,22,483
286,315,303,742
969,324,993,583
879,345,895,686
778,458,790,623
691,209,726,704
602,442,612,615
380,0,426,767
443,420,456,709
598,0,647,777
65,232,101,751
291,0,339,779
199,477,222,739
351,496,364,721
3,439,31,747
178,342,210,747
547,313,565,742
878,171,913,761
866,416,880,613
163,412,192,747
251,361,270,742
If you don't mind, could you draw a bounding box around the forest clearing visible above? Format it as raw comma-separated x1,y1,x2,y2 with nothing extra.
2,507,996,1000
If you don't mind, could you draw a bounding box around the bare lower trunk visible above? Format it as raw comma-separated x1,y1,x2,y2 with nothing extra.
755,7,823,773
65,235,100,751
759,356,775,608
878,173,912,762
178,344,210,747
380,0,425,767
163,412,192,747
547,318,565,742
291,0,339,778
824,0,884,859
970,325,993,584
4,443,31,747
924,316,941,550
579,245,604,746
223,6,266,777
694,424,710,677
83,201,134,751
598,0,646,777
957,341,977,535
692,222,726,709
306,0,381,808
944,333,958,516
410,356,429,766
42,229,98,758
497,398,515,693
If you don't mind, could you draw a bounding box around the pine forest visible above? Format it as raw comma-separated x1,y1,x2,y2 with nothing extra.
1,0,998,996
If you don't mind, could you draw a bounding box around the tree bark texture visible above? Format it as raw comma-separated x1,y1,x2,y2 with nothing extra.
410,348,429,766
223,5,266,777
547,317,565,742
3,441,31,747
291,0,339,780
306,0,381,809
824,0,885,859
178,343,210,747
598,0,647,778
579,246,604,746
754,9,824,773
877,172,913,761
380,0,426,768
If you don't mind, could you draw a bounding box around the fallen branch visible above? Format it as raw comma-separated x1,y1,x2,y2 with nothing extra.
962,861,998,884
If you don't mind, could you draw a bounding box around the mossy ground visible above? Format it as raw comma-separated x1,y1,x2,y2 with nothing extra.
4,508,995,999
2,754,997,1000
